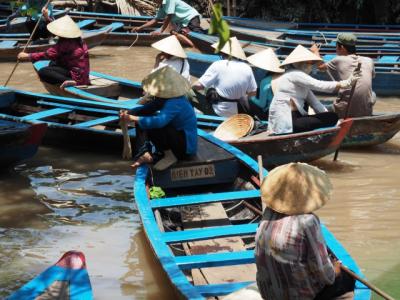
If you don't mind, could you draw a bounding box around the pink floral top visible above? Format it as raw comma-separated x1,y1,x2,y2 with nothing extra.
30,38,90,85
255,208,335,300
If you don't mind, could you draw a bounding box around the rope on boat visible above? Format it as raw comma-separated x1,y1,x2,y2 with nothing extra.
127,29,139,49
316,30,329,45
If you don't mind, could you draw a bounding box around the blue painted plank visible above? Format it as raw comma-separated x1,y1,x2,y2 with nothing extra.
377,56,399,63
0,40,17,48
75,115,119,128
194,281,254,297
175,250,255,270
196,121,219,128
22,108,72,121
162,223,258,243
150,189,260,209
76,19,96,29
36,101,119,115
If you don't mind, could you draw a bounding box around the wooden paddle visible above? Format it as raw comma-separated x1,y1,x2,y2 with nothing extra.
4,0,53,87
333,62,362,161
120,110,132,160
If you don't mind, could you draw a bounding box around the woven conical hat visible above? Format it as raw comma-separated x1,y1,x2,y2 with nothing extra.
151,35,187,58
261,163,332,215
212,37,247,61
47,16,82,38
281,45,322,66
247,48,284,73
142,66,190,98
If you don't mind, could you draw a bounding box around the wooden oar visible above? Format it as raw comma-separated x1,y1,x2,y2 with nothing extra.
4,0,52,87
120,111,132,160
257,155,266,211
340,265,395,300
333,62,362,161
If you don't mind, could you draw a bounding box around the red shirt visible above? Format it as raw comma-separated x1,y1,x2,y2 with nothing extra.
30,38,90,85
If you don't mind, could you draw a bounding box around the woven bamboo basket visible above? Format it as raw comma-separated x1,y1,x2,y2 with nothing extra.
213,114,254,141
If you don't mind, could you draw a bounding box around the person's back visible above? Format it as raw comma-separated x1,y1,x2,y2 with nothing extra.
256,208,335,300
327,55,374,118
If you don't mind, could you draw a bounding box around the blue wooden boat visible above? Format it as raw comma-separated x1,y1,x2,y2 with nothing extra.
7,251,93,300
0,119,46,168
0,21,124,61
134,128,371,299
186,50,400,97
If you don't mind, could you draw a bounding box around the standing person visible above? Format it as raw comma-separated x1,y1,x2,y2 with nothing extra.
247,48,284,119
119,66,197,171
268,45,360,134
256,162,355,300
151,35,190,81
17,16,90,89
131,0,202,36
314,33,376,118
192,37,257,118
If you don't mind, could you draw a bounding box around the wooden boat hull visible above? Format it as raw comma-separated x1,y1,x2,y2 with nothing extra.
8,251,93,300
134,129,371,299
0,120,47,168
342,113,400,147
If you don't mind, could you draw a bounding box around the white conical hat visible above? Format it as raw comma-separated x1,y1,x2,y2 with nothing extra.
47,15,82,39
211,37,247,61
247,48,284,73
151,35,187,58
281,45,322,66
142,66,191,98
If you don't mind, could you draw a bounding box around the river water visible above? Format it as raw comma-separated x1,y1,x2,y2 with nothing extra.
0,46,399,299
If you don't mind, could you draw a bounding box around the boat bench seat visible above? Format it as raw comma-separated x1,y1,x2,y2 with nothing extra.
76,19,96,29
21,108,72,121
377,56,399,63
0,40,18,48
81,75,122,99
74,115,119,128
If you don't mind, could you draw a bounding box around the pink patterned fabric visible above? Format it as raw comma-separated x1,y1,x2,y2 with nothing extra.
30,38,90,85
255,208,335,300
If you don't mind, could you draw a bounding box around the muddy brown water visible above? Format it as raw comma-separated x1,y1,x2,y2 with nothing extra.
0,46,399,299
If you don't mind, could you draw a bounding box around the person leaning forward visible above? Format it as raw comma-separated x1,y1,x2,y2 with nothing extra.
131,0,202,36
313,33,376,118
119,66,197,171
192,37,257,118
256,162,355,300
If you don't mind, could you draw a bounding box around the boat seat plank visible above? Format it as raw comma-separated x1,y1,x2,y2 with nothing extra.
162,223,257,243
76,19,96,29
36,100,119,115
194,281,254,297
196,121,218,128
377,55,399,63
175,250,255,270
74,115,119,128
21,108,72,121
0,40,18,48
150,190,260,209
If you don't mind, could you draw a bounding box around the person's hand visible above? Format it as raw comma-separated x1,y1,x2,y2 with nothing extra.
60,80,77,89
41,7,49,18
131,26,141,32
310,43,321,56
17,52,30,61
119,110,131,123
339,69,362,89
150,31,161,36
333,260,342,276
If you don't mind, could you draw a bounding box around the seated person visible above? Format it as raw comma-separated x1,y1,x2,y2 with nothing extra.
192,37,257,118
17,16,90,89
256,162,355,300
268,45,360,134
247,48,285,119
119,66,197,171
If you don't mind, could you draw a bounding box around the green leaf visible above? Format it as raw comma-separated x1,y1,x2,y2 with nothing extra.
26,7,39,18
208,3,230,52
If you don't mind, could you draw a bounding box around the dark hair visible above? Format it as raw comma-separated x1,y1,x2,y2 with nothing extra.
337,42,356,54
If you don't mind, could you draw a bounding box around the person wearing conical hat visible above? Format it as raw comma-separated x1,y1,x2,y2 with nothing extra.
311,33,376,119
18,15,90,89
119,66,197,171
267,44,361,134
247,48,284,119
151,35,190,81
255,163,355,300
192,37,257,118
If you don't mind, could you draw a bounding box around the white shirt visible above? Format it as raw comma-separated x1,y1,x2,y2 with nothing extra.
268,69,338,134
153,57,191,81
198,59,257,117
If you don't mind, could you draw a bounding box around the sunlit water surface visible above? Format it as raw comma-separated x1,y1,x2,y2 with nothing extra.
0,46,399,299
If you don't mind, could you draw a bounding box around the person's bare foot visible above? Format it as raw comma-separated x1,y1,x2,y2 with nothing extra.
130,152,153,170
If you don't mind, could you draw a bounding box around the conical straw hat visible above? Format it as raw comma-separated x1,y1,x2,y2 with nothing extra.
211,37,247,61
151,35,187,58
247,48,284,73
142,66,191,98
47,16,82,39
280,45,322,66
261,162,332,215
214,114,254,141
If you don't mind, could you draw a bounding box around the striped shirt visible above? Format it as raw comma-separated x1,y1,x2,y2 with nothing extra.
255,208,335,300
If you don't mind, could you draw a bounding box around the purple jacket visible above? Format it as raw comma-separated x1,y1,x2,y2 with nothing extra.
30,38,90,85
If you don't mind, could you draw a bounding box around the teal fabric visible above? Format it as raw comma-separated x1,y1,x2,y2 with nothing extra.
156,0,199,27
20,1,53,20
250,75,274,112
